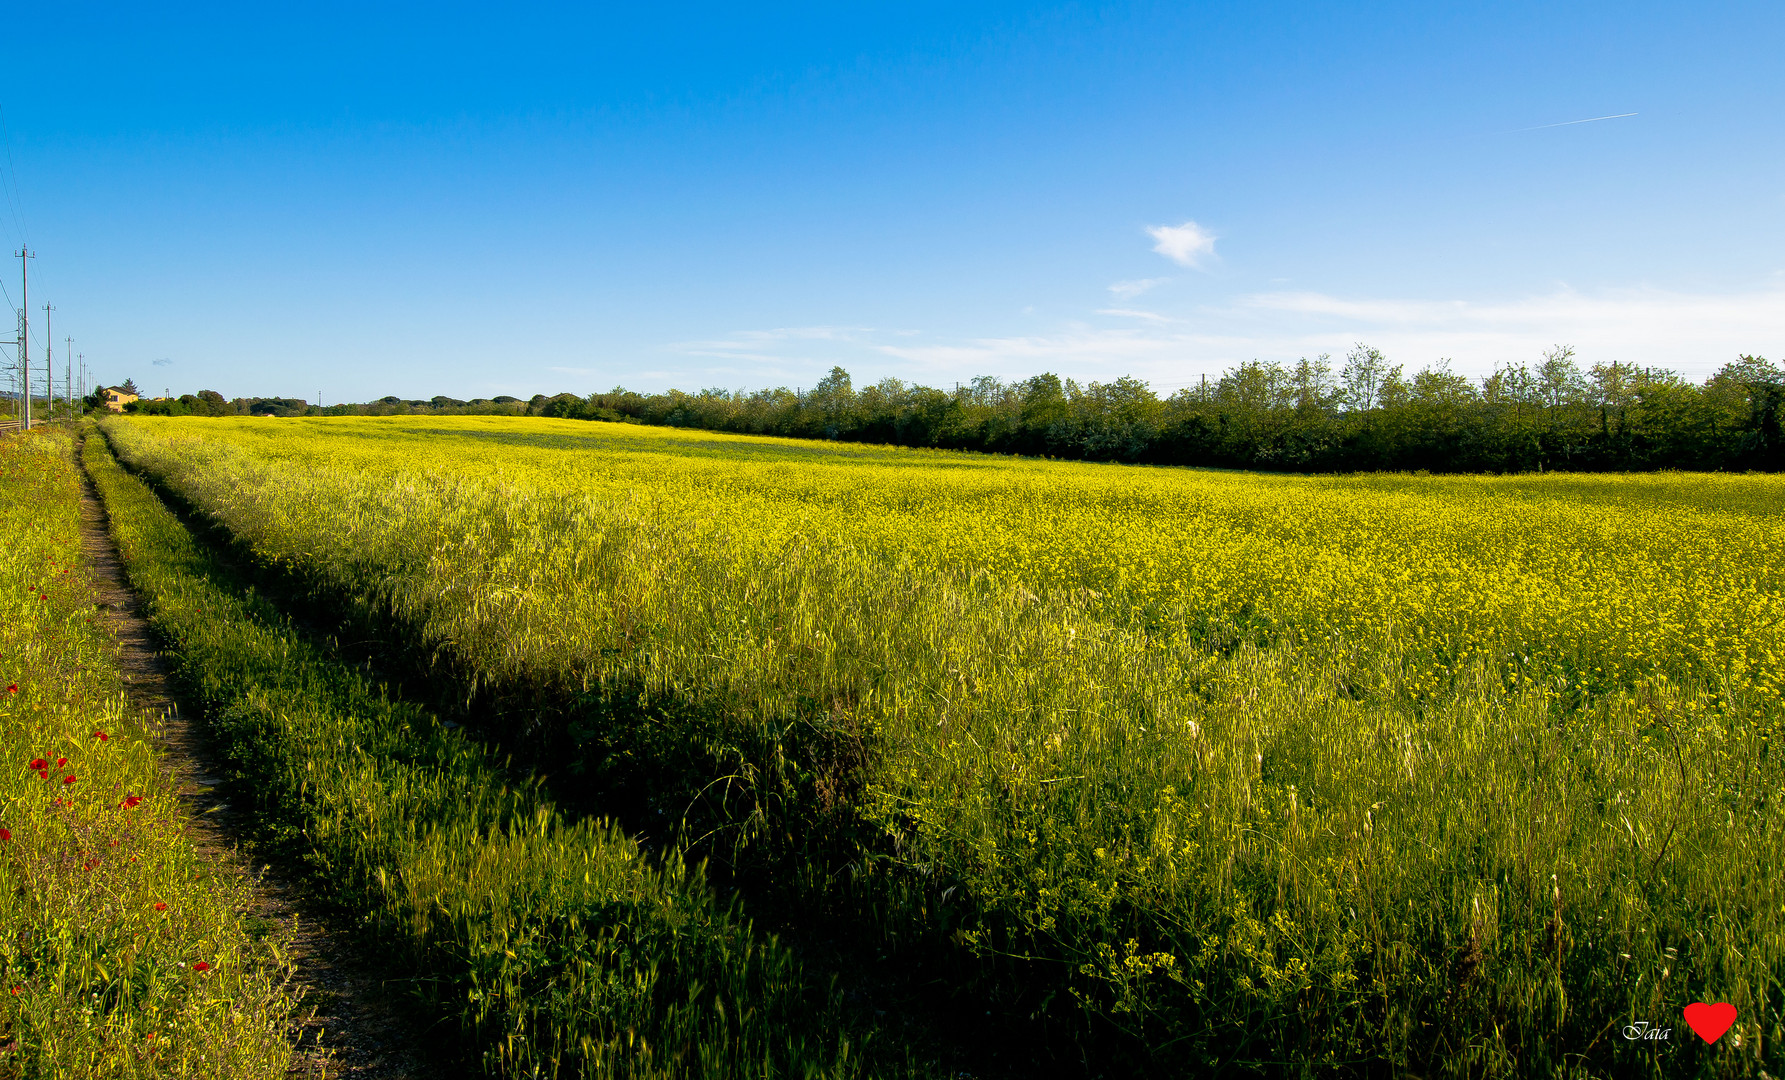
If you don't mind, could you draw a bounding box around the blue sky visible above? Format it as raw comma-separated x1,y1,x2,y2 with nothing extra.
3,1,1783,402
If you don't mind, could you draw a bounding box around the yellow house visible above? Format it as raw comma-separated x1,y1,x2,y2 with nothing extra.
99,387,139,412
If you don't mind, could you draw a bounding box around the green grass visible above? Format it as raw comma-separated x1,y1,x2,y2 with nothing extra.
98,414,1785,1078
83,419,929,1078
0,428,300,1079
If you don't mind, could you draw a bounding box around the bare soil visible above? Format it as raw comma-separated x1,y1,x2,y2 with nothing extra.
78,451,428,1079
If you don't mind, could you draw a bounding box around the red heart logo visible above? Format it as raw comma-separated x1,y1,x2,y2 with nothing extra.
1682,1002,1737,1044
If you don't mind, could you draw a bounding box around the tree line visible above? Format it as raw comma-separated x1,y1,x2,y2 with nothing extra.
107,345,1785,472
109,389,529,419
532,346,1785,472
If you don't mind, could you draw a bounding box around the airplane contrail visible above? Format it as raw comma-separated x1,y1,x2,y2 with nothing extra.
1511,112,1637,133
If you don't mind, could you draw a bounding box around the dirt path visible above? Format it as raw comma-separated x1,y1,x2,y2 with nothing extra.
78,447,427,1080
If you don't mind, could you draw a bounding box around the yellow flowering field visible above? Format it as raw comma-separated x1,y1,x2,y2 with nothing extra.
102,414,1785,1077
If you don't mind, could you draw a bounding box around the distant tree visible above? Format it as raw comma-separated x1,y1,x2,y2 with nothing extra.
1376,365,1412,409
966,374,1004,406
1340,344,1396,411
120,378,140,396
809,366,856,435
1289,355,1336,414
538,393,588,419
1536,345,1585,408
1411,360,1475,405
1588,361,1638,410
1078,376,1163,461
1019,373,1068,424
1216,360,1291,411
1706,355,1785,468
1004,374,1065,454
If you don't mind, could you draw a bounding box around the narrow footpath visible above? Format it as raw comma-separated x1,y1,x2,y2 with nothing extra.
77,443,427,1080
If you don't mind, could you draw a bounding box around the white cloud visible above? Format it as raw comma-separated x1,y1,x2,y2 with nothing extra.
667,326,877,364
1108,277,1168,300
1096,308,1179,323
650,284,1785,393
678,326,873,350
870,284,1785,386
1146,221,1218,269
1221,285,1785,375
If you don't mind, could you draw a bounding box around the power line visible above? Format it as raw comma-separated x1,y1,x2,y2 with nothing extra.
42,303,53,422
16,248,31,430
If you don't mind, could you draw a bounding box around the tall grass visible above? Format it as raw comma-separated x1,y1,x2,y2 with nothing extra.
0,428,299,1079
82,429,915,1078
102,415,1785,1077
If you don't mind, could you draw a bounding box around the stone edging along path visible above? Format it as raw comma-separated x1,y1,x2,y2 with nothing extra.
76,436,426,1080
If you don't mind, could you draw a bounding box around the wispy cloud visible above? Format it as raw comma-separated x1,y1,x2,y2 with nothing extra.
871,284,1785,385
1096,308,1178,323
1108,277,1168,300
670,326,875,360
873,327,1208,369
1146,221,1217,269
1229,285,1785,347
649,326,890,383
648,284,1785,393
1509,111,1636,134
702,326,872,345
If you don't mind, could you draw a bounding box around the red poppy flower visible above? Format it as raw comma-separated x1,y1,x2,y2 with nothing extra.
92,731,109,742
6,684,17,694
36,770,48,780
154,902,167,911
55,758,66,767
62,775,75,785
192,962,210,972
0,828,10,842
28,759,46,771
121,795,144,809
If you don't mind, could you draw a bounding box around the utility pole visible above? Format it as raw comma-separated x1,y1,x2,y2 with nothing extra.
16,249,32,430
42,305,54,424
